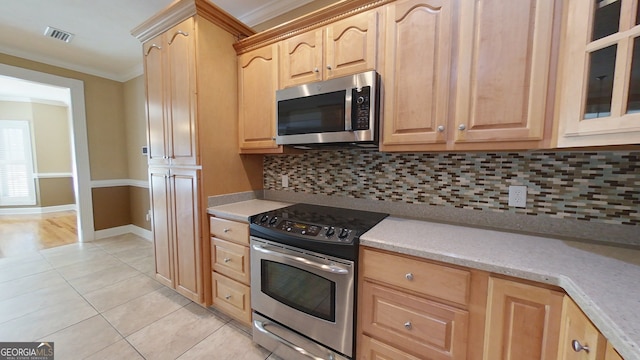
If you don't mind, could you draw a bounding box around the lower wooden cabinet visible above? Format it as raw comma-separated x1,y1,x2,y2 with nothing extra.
209,216,252,325
483,277,564,360
357,247,626,360
358,247,483,360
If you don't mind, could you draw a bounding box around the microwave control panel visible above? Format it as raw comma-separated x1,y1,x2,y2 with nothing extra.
352,86,371,130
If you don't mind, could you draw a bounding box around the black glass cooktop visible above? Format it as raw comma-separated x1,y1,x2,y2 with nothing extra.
249,203,388,260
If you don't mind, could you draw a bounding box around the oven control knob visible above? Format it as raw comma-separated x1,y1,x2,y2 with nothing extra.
338,228,349,239
326,227,335,237
301,230,306,235
286,227,292,232
269,216,278,225
260,215,269,223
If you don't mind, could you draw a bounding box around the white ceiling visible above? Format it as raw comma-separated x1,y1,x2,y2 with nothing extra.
0,0,313,83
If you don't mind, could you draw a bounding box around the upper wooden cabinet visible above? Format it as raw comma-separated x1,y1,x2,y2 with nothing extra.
556,0,640,147
279,9,380,88
381,0,454,150
454,0,558,148
144,18,198,166
382,0,560,151
238,44,282,153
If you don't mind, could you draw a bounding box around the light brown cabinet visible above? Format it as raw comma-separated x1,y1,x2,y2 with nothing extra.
483,277,564,360
134,0,262,306
209,216,252,325
279,9,380,88
144,18,197,166
453,0,558,149
381,0,455,150
383,0,560,151
238,44,282,154
149,167,201,301
556,0,640,147
358,247,486,360
558,296,606,360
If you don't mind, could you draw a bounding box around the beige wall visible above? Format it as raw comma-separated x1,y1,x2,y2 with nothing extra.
32,103,72,173
123,75,148,182
0,101,75,207
0,52,129,181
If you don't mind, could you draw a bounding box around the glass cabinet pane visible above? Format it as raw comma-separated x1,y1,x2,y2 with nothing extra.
592,0,621,41
627,37,640,113
584,45,617,119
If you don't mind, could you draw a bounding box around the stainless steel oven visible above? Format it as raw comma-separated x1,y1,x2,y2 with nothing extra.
249,204,387,360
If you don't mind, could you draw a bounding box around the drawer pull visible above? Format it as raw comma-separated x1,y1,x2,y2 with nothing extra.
571,340,590,353
225,294,231,300
404,321,412,330
405,273,414,281
223,228,230,233
223,257,231,263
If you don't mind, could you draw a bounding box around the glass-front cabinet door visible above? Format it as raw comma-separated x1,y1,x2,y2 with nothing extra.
557,0,640,147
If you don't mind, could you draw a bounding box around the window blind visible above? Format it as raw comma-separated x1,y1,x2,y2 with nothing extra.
0,120,36,206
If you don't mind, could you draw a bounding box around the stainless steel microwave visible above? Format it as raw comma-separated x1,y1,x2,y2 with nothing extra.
276,71,379,147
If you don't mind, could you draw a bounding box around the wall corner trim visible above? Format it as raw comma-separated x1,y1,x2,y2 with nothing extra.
93,224,152,241
91,179,149,188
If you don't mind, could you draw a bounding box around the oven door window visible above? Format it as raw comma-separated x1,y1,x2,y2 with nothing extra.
261,260,336,322
277,90,346,135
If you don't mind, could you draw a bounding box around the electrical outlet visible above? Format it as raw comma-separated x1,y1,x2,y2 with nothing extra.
508,185,527,208
281,174,289,188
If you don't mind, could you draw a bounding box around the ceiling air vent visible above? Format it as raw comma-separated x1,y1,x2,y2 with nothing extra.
44,26,74,43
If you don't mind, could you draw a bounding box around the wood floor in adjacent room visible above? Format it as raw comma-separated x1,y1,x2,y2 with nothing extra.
0,211,78,257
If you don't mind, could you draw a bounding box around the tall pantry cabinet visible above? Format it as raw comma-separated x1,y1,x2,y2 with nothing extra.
132,0,263,306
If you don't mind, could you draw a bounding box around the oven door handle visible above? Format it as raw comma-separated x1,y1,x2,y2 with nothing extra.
251,244,349,274
254,319,327,360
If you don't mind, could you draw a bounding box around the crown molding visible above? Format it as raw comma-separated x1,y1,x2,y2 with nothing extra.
238,0,315,26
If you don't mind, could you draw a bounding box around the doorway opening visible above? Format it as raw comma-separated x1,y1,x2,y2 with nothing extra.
0,63,94,246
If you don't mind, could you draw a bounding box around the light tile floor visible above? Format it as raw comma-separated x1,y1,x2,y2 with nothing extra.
0,233,282,360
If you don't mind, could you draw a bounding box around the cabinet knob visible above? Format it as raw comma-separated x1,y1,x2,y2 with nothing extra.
314,67,319,73
326,65,332,70
437,125,445,132
225,294,231,300
571,340,590,353
223,258,231,263
223,228,230,233
404,321,412,330
458,124,466,131
405,273,414,281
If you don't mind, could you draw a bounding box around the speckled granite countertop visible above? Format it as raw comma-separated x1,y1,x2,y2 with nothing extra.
207,199,291,222
361,217,640,359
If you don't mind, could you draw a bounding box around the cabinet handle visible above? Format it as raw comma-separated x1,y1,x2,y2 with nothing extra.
225,294,231,300
404,321,412,330
168,30,189,44
223,257,231,263
313,67,319,73
145,44,161,56
437,125,445,132
458,124,466,131
571,340,590,353
223,228,230,233
326,65,332,70
405,273,414,281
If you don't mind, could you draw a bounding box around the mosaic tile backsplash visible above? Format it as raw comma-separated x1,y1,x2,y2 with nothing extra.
264,150,640,226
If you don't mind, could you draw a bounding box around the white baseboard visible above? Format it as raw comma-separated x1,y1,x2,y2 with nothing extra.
0,204,77,215
93,224,152,241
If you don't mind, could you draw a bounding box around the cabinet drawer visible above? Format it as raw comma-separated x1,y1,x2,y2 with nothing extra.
211,238,250,284
361,281,469,360
361,248,471,306
359,335,421,360
209,217,249,245
212,272,251,325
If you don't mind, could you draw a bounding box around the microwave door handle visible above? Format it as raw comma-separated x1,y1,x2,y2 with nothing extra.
254,319,326,360
345,89,352,131
251,244,349,275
